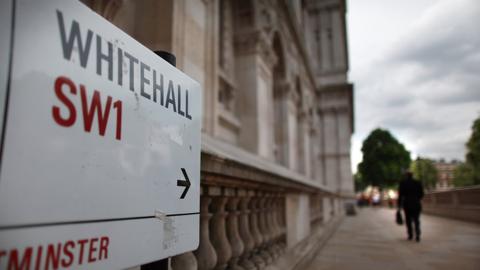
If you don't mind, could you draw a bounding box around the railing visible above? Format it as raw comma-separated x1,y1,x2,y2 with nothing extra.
422,186,480,223
188,186,287,270
163,137,346,270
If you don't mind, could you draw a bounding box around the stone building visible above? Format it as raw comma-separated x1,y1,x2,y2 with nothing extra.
82,0,354,269
433,160,459,190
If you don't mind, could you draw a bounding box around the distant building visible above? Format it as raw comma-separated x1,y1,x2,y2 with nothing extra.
433,159,459,190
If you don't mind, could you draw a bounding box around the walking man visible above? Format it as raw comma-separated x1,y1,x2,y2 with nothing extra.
398,171,424,242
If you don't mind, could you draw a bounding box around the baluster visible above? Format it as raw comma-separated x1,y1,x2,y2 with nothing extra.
172,252,197,270
238,191,256,270
267,195,279,257
210,188,232,270
265,195,279,259
249,193,266,269
277,196,287,251
194,193,217,270
225,189,244,270
257,196,273,264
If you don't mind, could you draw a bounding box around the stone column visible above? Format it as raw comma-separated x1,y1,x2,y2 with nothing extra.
225,189,244,270
210,188,232,270
194,193,217,270
238,191,256,270
171,252,197,270
286,193,310,248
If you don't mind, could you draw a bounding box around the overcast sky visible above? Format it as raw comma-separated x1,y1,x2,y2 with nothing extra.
347,0,480,172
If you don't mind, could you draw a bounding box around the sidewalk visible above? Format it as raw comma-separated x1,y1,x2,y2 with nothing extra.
306,207,480,270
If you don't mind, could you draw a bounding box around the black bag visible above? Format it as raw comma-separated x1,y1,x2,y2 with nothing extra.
396,209,403,225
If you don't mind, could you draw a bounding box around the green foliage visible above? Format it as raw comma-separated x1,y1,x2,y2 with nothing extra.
453,163,475,187
358,128,411,188
454,116,480,187
466,117,480,184
410,157,438,190
354,172,367,192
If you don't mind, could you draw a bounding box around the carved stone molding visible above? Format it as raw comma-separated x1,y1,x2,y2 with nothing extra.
234,31,278,69
273,80,293,100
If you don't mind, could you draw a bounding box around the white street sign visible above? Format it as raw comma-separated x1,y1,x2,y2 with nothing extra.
0,0,201,269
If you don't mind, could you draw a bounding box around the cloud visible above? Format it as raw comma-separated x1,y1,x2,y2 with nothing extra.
349,0,480,171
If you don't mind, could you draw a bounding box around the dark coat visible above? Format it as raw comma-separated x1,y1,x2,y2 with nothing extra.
398,178,424,211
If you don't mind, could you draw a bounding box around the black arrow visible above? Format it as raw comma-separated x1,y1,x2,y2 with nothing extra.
177,168,191,199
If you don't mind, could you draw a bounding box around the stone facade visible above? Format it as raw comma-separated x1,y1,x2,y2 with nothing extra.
82,0,354,269
433,160,459,190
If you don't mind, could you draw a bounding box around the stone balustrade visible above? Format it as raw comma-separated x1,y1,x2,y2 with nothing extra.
169,186,286,270
423,185,480,223
164,149,348,270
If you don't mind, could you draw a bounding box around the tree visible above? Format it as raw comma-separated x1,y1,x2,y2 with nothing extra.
453,163,475,187
354,171,367,192
358,128,411,188
410,157,438,190
465,116,480,184
454,116,480,187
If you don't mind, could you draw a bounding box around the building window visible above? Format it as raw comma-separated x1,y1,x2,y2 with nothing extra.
216,0,242,144
218,0,236,114
219,0,235,76
218,77,235,112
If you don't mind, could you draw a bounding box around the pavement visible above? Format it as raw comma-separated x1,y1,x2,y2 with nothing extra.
306,207,480,270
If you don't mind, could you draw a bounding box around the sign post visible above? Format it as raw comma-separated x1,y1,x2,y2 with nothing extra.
0,0,201,269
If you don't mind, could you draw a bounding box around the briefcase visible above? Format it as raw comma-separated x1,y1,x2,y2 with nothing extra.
396,210,403,225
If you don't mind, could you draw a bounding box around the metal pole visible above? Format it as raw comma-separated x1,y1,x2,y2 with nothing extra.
155,50,176,67
141,259,169,270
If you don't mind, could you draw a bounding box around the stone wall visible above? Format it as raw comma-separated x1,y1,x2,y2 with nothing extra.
423,186,480,223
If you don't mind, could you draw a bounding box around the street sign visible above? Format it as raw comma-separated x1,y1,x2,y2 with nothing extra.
0,0,201,269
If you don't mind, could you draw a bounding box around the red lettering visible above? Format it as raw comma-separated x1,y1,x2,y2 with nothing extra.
77,239,88,265
3,236,111,269
80,87,112,137
52,76,122,140
34,246,42,270
61,241,74,268
8,247,32,270
52,76,77,127
99,237,109,260
45,243,61,270
88,238,98,263
113,100,122,140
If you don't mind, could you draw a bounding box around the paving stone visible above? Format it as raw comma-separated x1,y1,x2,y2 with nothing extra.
306,208,480,270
